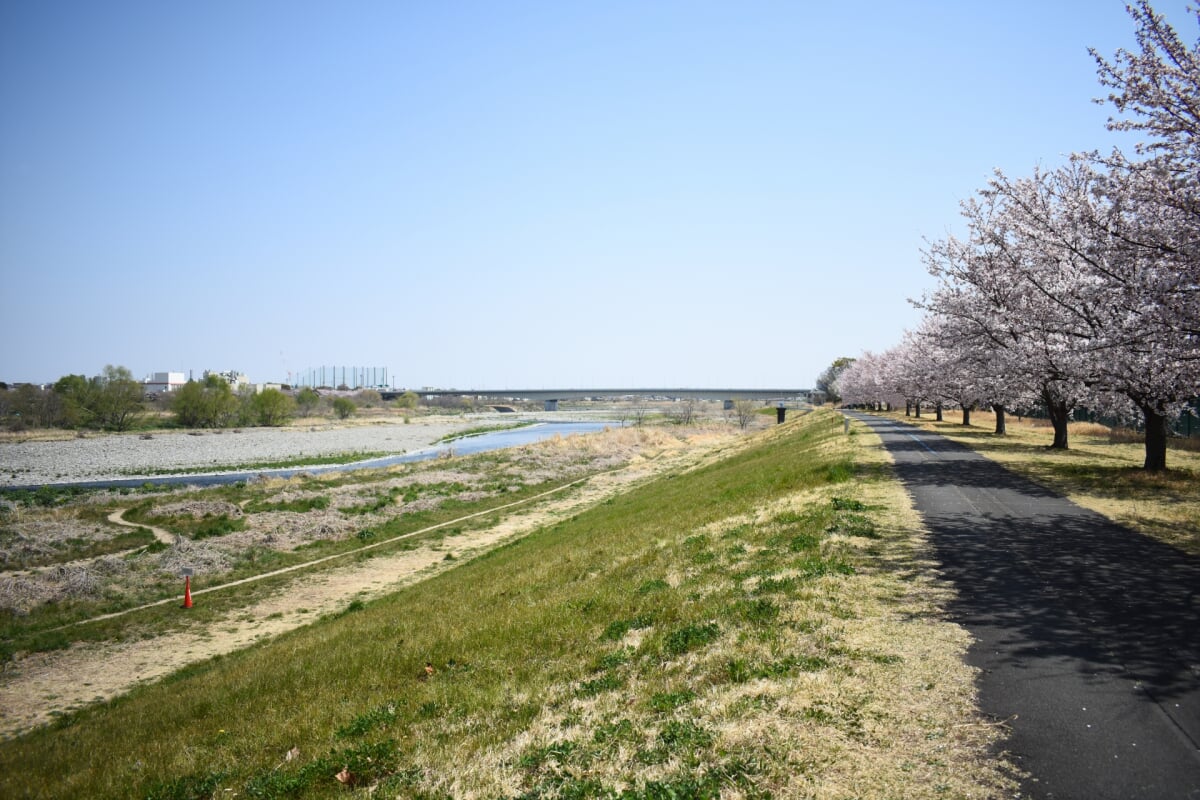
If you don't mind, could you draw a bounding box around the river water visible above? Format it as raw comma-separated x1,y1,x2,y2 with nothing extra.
15,420,622,492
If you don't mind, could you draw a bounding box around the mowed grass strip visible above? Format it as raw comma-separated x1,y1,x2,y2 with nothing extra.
0,411,1016,799
882,409,1200,555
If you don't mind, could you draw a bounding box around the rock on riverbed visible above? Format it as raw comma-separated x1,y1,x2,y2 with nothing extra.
0,418,478,487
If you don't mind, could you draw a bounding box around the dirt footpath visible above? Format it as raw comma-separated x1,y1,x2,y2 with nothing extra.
0,438,722,739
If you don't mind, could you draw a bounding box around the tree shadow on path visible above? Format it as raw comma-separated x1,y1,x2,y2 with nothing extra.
855,414,1200,799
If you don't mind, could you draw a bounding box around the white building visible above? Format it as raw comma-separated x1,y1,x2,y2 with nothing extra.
204,370,250,390
143,371,186,394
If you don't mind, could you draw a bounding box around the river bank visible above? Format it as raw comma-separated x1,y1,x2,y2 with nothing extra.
0,416,487,487
0,405,719,488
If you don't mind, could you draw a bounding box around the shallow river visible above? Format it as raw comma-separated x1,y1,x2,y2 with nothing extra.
19,420,622,491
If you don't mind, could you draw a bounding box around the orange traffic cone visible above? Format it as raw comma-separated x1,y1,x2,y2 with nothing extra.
182,576,193,609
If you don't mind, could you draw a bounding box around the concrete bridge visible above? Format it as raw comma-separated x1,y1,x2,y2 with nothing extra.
381,387,819,411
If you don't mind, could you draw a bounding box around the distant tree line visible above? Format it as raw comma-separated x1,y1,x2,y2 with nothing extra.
170,375,298,428
1,370,429,433
0,365,145,432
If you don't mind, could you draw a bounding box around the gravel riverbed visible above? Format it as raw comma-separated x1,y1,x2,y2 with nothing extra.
0,418,481,487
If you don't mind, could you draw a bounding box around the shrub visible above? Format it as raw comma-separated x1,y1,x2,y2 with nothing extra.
332,397,356,420
251,389,295,427
172,376,239,428
355,390,382,408
294,387,320,415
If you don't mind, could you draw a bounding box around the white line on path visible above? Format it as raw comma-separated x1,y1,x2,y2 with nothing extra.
907,432,939,455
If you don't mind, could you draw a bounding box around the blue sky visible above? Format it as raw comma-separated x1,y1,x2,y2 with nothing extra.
0,1,1184,389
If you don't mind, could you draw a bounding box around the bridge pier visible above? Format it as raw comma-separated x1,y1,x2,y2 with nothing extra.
544,399,558,412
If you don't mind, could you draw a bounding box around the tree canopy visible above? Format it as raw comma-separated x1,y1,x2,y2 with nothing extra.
815,357,856,404
251,388,295,427
172,375,240,428
837,2,1200,471
41,365,145,431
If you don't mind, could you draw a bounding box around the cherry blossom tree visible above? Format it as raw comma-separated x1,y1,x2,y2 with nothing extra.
1017,158,1197,467
918,153,1197,468
918,173,1093,450
838,350,903,411
890,335,937,418
1092,1,1200,164
839,2,1198,471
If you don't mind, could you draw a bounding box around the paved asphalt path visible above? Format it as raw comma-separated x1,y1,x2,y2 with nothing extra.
848,413,1200,799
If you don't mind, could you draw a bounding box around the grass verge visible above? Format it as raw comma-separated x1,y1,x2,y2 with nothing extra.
436,422,538,443
116,452,394,476
0,411,1016,798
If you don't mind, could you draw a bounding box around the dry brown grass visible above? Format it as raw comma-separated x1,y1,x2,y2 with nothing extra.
885,410,1200,556
396,418,1020,798
0,412,1023,797
0,424,729,618
1106,425,1200,452
1067,421,1111,437
0,429,81,444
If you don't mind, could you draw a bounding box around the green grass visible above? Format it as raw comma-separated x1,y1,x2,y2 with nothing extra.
190,514,247,540
116,452,393,476
0,412,1013,798
436,421,538,443
0,526,158,570
242,495,331,513
0,485,94,508
120,505,248,541
0,473,587,665
340,481,470,516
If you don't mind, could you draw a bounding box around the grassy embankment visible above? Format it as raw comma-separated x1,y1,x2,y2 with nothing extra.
0,453,598,663
0,411,1016,799
876,409,1200,556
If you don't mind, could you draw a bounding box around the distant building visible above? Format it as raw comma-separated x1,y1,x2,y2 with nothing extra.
143,371,186,394
204,370,250,390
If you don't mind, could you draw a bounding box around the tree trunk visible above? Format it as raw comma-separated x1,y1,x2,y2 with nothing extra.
905,401,911,417
962,405,971,426
915,401,922,418
993,404,1006,436
1140,402,1169,472
935,402,943,422
1045,397,1070,450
